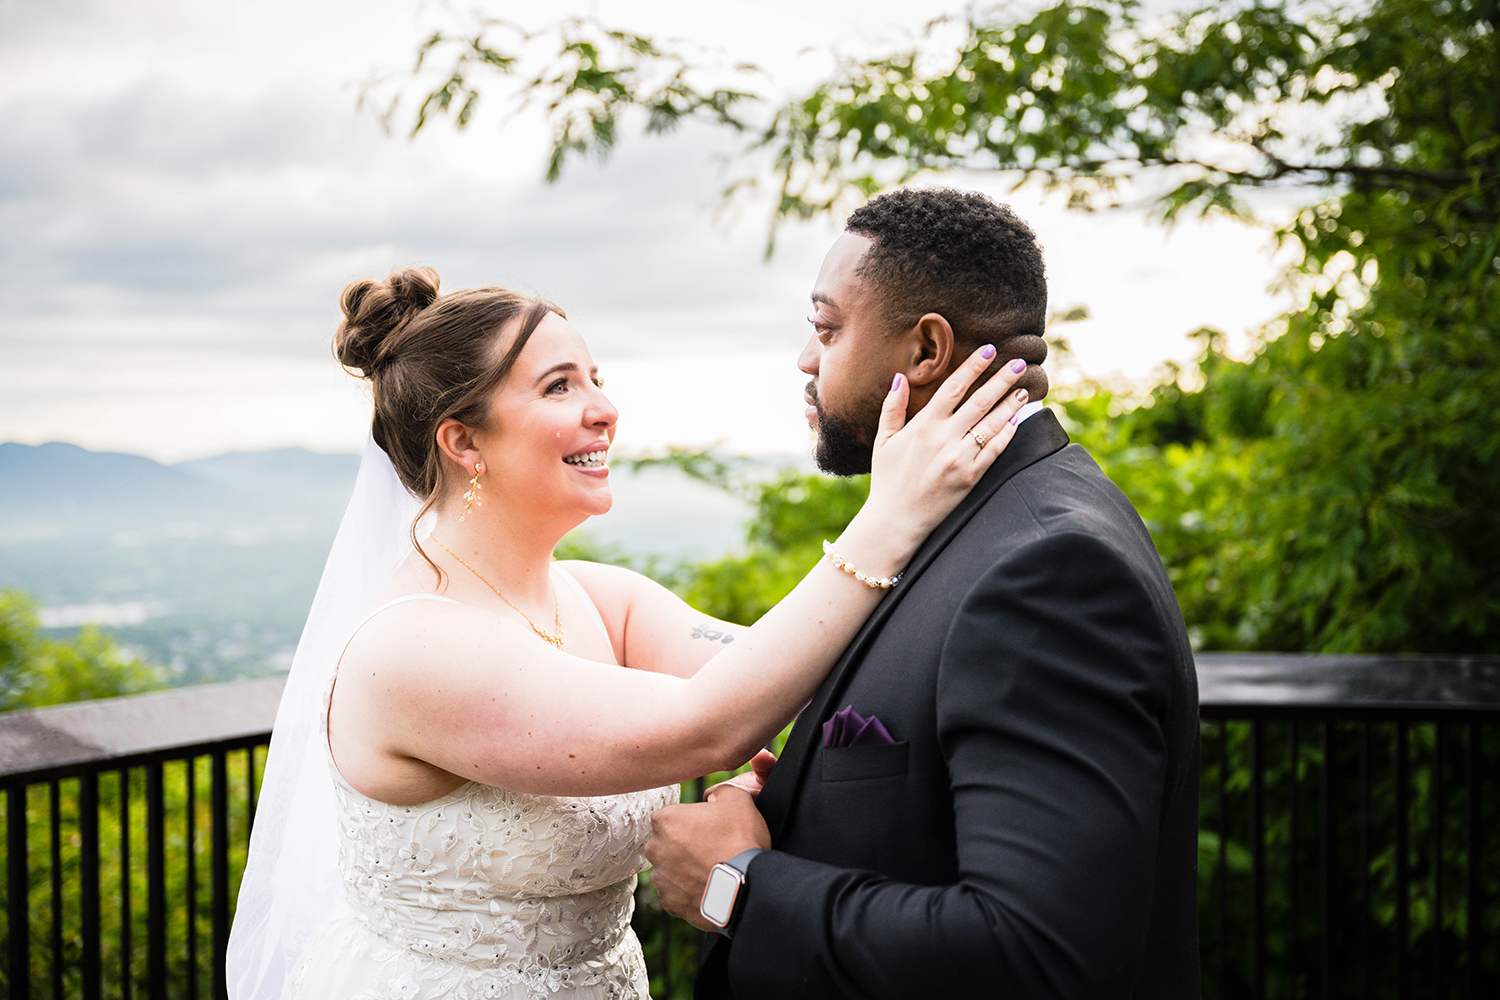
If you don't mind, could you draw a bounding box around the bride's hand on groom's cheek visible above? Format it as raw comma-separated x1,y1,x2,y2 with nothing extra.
645,787,771,932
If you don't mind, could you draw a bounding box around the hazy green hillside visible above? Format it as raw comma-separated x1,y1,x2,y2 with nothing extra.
1,443,361,683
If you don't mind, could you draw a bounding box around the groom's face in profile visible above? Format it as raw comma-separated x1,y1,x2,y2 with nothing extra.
800,232,909,476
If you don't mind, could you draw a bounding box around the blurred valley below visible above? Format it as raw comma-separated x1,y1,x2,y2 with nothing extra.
0,442,762,685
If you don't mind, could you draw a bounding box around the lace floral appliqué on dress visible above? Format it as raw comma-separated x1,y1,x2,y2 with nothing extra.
288,774,675,1000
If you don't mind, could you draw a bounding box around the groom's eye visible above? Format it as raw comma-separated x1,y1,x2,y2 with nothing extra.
807,317,834,340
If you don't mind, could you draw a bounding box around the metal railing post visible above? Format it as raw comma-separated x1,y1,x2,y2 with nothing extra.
80,771,102,1000
49,779,64,1000
212,749,230,1000
6,783,31,1000
147,760,168,999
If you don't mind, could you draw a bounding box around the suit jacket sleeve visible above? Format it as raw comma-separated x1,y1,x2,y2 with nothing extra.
724,528,1184,998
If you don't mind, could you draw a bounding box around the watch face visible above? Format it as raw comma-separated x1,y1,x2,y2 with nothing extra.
701,866,741,926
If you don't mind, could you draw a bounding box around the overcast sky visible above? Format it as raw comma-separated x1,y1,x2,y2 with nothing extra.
0,0,1296,464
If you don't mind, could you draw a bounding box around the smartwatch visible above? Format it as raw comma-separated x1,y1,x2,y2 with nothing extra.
699,848,765,937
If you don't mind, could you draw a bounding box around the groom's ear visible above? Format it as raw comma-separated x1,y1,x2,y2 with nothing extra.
903,312,956,393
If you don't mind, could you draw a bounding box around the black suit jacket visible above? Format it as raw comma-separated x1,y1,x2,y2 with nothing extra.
696,410,1200,999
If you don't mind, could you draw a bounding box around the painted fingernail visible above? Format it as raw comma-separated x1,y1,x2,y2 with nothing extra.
980,344,996,360
1010,358,1026,373
891,373,903,391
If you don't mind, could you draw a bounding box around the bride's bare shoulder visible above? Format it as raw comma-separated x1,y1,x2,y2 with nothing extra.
340,589,485,665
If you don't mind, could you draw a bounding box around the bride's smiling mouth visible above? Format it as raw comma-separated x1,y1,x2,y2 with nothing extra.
564,447,609,470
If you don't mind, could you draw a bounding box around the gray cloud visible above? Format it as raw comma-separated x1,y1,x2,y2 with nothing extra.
0,57,806,370
73,79,346,176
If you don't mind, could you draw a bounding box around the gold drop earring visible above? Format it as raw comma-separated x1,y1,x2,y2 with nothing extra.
460,463,484,521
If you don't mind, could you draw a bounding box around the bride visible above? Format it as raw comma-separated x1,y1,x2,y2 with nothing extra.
227,267,1029,999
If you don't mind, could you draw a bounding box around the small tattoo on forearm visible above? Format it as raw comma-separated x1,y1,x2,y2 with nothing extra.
690,625,735,644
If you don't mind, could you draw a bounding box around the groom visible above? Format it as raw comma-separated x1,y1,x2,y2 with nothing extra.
646,187,1201,997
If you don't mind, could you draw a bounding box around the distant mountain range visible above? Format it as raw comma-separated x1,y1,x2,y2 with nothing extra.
0,442,361,544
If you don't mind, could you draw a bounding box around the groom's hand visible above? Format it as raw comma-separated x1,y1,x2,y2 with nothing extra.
645,786,770,931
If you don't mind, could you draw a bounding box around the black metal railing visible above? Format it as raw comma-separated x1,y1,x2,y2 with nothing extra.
0,679,281,1000
1196,654,1500,1000
2,656,1497,999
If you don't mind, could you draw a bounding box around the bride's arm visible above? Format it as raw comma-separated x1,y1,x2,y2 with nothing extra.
346,349,1029,796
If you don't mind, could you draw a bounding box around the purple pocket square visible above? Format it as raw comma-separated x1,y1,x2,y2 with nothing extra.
822,705,895,749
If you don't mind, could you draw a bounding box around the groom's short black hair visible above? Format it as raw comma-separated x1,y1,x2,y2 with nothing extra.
845,187,1049,373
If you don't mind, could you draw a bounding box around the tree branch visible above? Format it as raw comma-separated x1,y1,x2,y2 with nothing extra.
1023,155,1488,192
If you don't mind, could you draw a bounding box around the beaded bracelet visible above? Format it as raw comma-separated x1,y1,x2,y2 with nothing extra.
822,539,903,589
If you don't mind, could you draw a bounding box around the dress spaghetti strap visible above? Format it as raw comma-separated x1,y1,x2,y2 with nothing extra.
552,565,612,644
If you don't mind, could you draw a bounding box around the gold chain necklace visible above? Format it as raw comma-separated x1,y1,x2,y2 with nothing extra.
431,537,564,648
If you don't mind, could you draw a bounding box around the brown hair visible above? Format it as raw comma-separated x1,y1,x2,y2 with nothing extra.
333,266,563,575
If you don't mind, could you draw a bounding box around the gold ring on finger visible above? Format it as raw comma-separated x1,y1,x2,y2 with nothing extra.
973,431,988,448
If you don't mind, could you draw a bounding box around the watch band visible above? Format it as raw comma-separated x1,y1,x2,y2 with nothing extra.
725,847,766,875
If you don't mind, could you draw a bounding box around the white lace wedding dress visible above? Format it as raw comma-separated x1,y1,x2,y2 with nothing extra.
286,592,678,1000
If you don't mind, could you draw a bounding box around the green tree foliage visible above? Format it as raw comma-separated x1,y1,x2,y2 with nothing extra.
400,0,1498,653
675,469,869,624
0,589,163,712
366,16,756,182
394,0,1497,233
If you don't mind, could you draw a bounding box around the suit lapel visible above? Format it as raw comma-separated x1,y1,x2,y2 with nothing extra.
757,410,1071,840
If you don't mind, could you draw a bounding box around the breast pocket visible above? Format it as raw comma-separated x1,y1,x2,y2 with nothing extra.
798,742,913,869
820,741,910,782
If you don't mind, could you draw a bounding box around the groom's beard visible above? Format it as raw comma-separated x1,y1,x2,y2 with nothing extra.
809,382,880,477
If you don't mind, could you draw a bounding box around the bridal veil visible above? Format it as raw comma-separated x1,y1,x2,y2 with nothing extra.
226,438,421,1000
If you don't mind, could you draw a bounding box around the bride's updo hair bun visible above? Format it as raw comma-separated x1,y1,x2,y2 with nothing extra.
333,267,564,560
334,267,442,377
